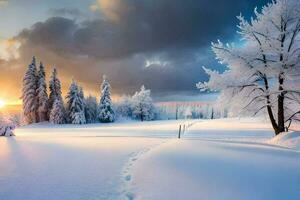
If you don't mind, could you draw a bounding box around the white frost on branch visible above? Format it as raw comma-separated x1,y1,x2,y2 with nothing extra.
197,0,300,131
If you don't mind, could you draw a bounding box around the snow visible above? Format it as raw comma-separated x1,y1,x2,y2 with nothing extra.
1,118,300,200
185,118,274,142
268,131,300,150
131,139,300,200
16,120,186,138
0,115,17,137
0,136,165,200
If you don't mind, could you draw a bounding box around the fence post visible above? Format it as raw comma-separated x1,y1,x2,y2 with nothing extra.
178,125,182,139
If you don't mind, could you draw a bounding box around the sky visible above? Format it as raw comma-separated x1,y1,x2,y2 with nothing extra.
0,0,270,104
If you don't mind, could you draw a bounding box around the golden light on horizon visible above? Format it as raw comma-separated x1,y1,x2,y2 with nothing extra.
0,99,6,109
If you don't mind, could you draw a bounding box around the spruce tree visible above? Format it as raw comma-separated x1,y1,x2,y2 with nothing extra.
79,86,86,117
22,56,38,124
37,62,49,122
85,95,98,123
48,68,66,124
50,98,66,124
98,75,115,123
49,68,63,113
65,80,86,124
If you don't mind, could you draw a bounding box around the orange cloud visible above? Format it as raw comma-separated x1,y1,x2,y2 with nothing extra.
0,38,21,61
91,0,132,22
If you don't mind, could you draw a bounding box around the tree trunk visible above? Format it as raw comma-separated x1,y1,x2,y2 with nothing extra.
262,75,280,135
277,74,285,134
267,105,280,135
140,105,144,122
277,18,286,134
277,95,285,133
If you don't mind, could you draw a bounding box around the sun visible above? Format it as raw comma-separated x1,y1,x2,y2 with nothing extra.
0,99,6,108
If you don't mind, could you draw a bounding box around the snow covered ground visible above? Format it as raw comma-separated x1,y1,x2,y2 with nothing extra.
131,139,300,200
268,131,300,150
16,119,185,138
1,118,300,200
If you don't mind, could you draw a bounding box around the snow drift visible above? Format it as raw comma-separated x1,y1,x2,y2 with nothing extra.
268,131,300,151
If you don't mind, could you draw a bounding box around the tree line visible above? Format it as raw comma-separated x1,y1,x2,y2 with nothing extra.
21,57,156,124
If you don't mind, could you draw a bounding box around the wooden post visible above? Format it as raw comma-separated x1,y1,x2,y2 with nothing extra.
178,125,181,139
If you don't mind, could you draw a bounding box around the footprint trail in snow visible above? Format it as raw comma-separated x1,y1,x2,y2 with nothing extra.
119,139,170,200
118,122,198,199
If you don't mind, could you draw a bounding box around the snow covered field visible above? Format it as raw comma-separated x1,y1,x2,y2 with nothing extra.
1,118,300,200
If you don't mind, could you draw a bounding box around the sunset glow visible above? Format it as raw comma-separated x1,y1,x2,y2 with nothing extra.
0,1,300,200
0,99,6,108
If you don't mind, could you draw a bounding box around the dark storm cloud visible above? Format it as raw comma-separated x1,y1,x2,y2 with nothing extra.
18,0,268,59
14,0,270,97
48,8,83,18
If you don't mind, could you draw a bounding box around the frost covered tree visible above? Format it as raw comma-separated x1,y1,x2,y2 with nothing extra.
115,95,133,119
0,115,17,137
37,62,49,122
48,68,63,112
49,98,66,124
48,68,65,124
85,95,98,123
65,80,86,124
197,0,300,135
98,75,115,123
79,87,85,103
22,56,38,124
79,86,86,119
184,106,193,119
132,85,155,121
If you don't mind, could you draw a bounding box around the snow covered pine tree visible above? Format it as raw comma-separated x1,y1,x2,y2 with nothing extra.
65,80,86,124
98,75,115,123
132,85,155,121
48,68,63,112
50,98,66,124
85,95,98,123
197,0,300,135
22,56,38,124
49,68,66,124
37,62,49,122
79,86,87,121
